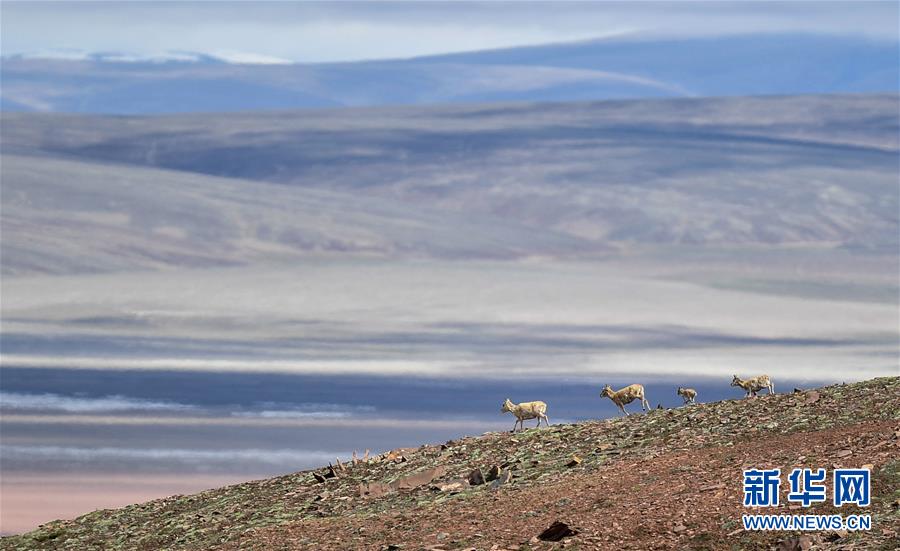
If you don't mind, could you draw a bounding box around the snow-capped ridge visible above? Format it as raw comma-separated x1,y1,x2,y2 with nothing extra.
3,49,291,65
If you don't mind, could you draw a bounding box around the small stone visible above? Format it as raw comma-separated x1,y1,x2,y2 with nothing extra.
432,480,465,493
468,468,485,486
566,455,582,468
776,535,815,551
835,449,852,458
312,472,327,484
358,481,393,498
486,465,502,481
538,521,577,542
491,470,512,489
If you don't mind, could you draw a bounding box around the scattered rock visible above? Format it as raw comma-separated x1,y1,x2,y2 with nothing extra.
804,391,820,404
359,481,393,498
360,466,448,498
835,449,852,458
468,468,486,486
385,450,407,462
566,455,582,468
491,470,512,489
698,483,725,492
777,535,816,551
486,465,502,481
538,521,577,542
312,472,327,484
432,480,465,493
393,466,447,491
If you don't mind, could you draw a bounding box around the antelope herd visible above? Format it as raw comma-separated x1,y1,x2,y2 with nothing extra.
502,374,775,431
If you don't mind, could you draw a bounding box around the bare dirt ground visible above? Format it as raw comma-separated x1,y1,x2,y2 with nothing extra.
246,421,898,551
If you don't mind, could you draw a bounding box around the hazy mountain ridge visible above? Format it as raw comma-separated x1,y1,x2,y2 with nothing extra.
3,94,897,265
0,154,601,276
1,33,897,114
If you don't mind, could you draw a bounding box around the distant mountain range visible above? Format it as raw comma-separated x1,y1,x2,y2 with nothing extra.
1,153,599,276
2,94,897,275
2,33,897,113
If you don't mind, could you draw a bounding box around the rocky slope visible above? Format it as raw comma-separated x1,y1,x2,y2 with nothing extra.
3,377,899,550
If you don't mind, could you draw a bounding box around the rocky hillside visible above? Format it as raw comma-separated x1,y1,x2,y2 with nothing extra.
3,377,899,550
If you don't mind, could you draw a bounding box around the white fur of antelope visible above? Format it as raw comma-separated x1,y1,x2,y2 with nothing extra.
600,383,650,416
501,398,550,432
731,374,775,397
677,386,697,405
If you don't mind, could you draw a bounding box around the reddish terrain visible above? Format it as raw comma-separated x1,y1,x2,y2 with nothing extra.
4,377,898,550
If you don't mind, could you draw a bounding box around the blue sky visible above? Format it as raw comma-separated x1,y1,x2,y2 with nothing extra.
2,1,898,63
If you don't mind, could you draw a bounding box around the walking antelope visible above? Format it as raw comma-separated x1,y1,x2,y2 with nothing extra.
731,374,775,397
677,386,697,405
501,398,550,432
600,384,650,416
